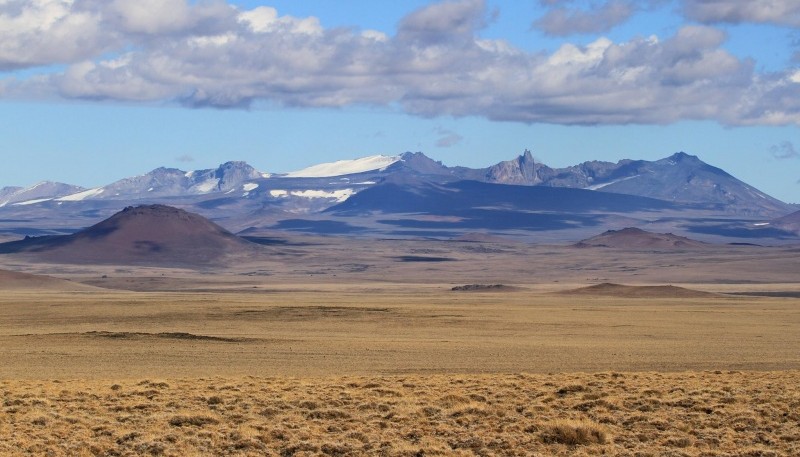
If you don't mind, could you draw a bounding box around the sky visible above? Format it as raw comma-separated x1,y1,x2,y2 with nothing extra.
0,0,799,202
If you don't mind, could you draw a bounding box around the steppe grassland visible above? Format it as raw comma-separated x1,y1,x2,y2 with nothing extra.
1,371,798,456
1,285,800,377
0,284,799,455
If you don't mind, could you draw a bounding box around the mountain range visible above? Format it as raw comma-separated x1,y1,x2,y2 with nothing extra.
0,151,796,243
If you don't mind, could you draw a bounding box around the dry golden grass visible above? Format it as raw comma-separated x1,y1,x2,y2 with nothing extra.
1,285,799,379
0,247,798,457
1,371,798,456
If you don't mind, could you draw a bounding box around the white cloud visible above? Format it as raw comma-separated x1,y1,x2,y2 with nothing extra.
238,6,322,35
0,0,110,70
1,0,799,127
108,0,192,34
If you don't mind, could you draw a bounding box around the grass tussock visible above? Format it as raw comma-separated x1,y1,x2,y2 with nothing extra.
539,419,610,445
0,371,798,456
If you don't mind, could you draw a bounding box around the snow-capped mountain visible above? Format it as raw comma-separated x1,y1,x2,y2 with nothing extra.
0,151,794,243
55,161,266,201
284,155,401,178
0,182,86,207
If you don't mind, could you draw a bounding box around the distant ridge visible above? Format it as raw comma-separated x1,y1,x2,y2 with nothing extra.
0,205,261,266
0,268,98,291
770,210,800,235
575,227,708,249
562,283,717,298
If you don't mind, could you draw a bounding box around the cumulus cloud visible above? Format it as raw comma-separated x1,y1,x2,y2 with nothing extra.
0,0,111,70
1,0,800,127
771,141,799,160
684,0,800,27
534,1,637,36
435,127,464,147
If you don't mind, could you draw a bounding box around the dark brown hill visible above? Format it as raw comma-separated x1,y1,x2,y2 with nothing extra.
0,205,261,266
562,283,717,298
575,227,708,249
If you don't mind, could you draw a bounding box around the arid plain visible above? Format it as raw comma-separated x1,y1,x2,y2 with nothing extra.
1,236,799,455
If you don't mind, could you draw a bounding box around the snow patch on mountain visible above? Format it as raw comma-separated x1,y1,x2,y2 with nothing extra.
586,175,640,191
57,188,105,201
194,179,220,193
243,183,259,192
285,155,400,178
13,198,53,206
270,190,288,198
291,189,354,202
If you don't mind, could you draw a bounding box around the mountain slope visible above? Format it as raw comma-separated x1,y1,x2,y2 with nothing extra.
325,180,684,233
330,180,678,215
593,153,788,216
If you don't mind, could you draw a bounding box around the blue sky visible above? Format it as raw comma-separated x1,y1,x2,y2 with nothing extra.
1,0,799,202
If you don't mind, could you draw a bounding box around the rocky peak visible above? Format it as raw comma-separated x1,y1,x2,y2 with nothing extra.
213,161,261,191
396,152,450,175
485,149,540,185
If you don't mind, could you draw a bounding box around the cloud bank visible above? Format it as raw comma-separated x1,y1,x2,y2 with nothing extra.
1,0,800,126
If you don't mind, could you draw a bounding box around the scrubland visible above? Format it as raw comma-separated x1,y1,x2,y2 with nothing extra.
2,371,798,456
